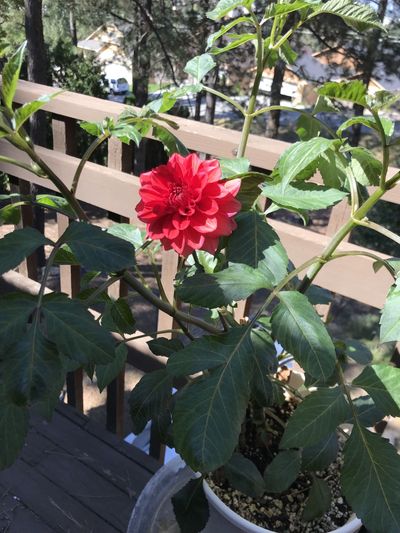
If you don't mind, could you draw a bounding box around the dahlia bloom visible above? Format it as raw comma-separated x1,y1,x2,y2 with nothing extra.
135,153,241,257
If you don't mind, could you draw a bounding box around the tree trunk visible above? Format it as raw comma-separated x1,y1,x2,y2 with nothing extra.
132,0,151,108
69,5,78,46
24,0,50,268
194,91,203,121
351,0,388,146
205,68,218,125
266,59,286,139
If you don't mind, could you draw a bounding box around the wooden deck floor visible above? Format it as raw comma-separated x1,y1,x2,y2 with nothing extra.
0,403,160,533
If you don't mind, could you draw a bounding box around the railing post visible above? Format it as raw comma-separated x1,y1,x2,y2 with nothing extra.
52,115,84,413
106,137,133,437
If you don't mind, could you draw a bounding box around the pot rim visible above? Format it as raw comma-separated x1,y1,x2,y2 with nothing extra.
203,478,363,533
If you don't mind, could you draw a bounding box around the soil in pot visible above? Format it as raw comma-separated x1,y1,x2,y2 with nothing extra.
207,401,353,533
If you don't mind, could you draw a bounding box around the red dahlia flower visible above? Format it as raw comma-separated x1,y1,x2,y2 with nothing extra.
135,153,241,257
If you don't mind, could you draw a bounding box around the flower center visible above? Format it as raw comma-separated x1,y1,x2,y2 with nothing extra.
169,184,188,206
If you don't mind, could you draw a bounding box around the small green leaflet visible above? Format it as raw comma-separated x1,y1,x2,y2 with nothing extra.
264,450,301,493
220,157,250,178
337,116,394,140
96,343,128,393
278,137,334,186
310,0,385,31
302,477,331,521
318,80,367,106
261,181,347,210
0,228,49,276
211,33,257,55
172,478,210,533
15,92,62,130
352,364,400,417
349,147,382,186
184,54,216,83
1,42,27,109
302,433,339,472
380,278,400,342
206,16,252,49
0,388,29,469
224,453,265,498
264,1,311,20
207,0,252,21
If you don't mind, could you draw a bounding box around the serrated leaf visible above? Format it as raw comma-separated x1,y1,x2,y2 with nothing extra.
152,124,189,156
15,92,62,130
345,339,373,364
220,157,250,178
42,294,115,365
281,388,351,448
224,453,265,498
207,0,252,21
173,327,254,472
206,17,252,49
271,292,337,381
264,450,301,493
251,328,278,373
0,227,49,275
310,0,385,31
129,369,172,434
367,90,400,111
349,147,382,186
302,477,331,521
61,221,135,272
3,326,63,404
352,364,400,417
278,138,334,186
148,337,184,358
318,80,367,106
1,42,27,109
235,173,266,210
96,343,127,392
184,54,216,83
107,223,143,248
172,478,209,533
111,124,142,146
317,150,348,189
0,292,37,352
337,116,394,140
342,426,400,533
264,1,311,20
176,264,269,308
345,395,385,427
380,279,400,342
261,181,347,210
302,433,339,472
211,33,257,55
279,41,298,65
227,211,288,286
0,390,28,469
101,298,136,335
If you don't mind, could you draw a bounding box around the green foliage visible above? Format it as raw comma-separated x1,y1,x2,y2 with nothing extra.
184,54,216,83
0,228,49,275
302,433,339,472
96,344,128,393
172,478,209,533
0,389,29,469
380,279,400,342
261,181,348,210
302,477,331,521
352,364,400,417
264,450,301,493
101,298,136,336
1,41,26,109
310,0,385,31
207,0,253,21
318,80,367,106
224,453,265,498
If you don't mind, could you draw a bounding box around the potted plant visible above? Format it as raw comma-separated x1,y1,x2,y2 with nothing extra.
1,1,400,533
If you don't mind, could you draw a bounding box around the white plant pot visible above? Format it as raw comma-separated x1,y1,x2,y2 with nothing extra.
128,456,363,533
203,480,362,533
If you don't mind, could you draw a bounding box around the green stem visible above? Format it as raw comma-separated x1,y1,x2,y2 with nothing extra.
84,275,122,306
355,218,400,246
0,155,41,175
70,133,109,196
331,250,395,276
371,109,390,190
203,86,246,116
123,271,222,335
121,328,183,343
36,242,63,310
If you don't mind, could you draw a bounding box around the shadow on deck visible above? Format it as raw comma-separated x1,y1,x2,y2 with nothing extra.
0,403,160,533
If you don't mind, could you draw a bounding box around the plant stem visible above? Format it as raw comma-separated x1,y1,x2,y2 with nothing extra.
123,271,222,335
0,155,41,175
121,328,183,343
355,218,400,246
71,133,109,196
84,275,123,306
331,250,395,277
36,242,63,310
203,86,246,116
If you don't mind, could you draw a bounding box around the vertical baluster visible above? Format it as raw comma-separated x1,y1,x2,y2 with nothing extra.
106,137,133,437
52,115,84,412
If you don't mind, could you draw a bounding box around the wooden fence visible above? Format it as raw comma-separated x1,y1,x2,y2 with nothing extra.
0,80,397,456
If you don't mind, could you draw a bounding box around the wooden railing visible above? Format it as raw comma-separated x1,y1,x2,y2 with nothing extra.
0,80,397,456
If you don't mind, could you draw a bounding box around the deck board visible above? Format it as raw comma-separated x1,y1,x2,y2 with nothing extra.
0,403,159,533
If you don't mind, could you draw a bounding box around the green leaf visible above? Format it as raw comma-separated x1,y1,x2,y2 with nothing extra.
302,433,339,472
42,294,116,365
152,124,189,156
251,328,278,373
302,477,331,521
148,337,184,358
184,54,216,83
172,478,209,533
367,90,400,111
207,0,252,20
352,364,400,417
4,326,63,404
227,211,288,286
261,181,347,210
317,150,347,189
176,264,269,308
318,80,367,106
129,369,173,434
235,172,267,210
310,0,385,31
342,426,400,533
36,194,76,218
345,339,373,364
278,138,334,186
0,227,48,275
224,453,265,498
168,327,249,377
349,147,382,186
345,395,385,427
337,116,394,140
0,203,21,225
53,244,79,265
1,42,27,109
173,327,254,472
0,292,37,352
279,41,298,65
271,292,337,381
380,279,400,342
101,298,136,335
264,1,311,20
211,33,257,55
220,157,250,178
80,121,104,137
61,221,135,272
206,17,252,49
96,343,128,393
14,92,62,130
0,391,28,469
264,450,301,493
110,124,142,146
281,388,351,448
107,223,144,249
